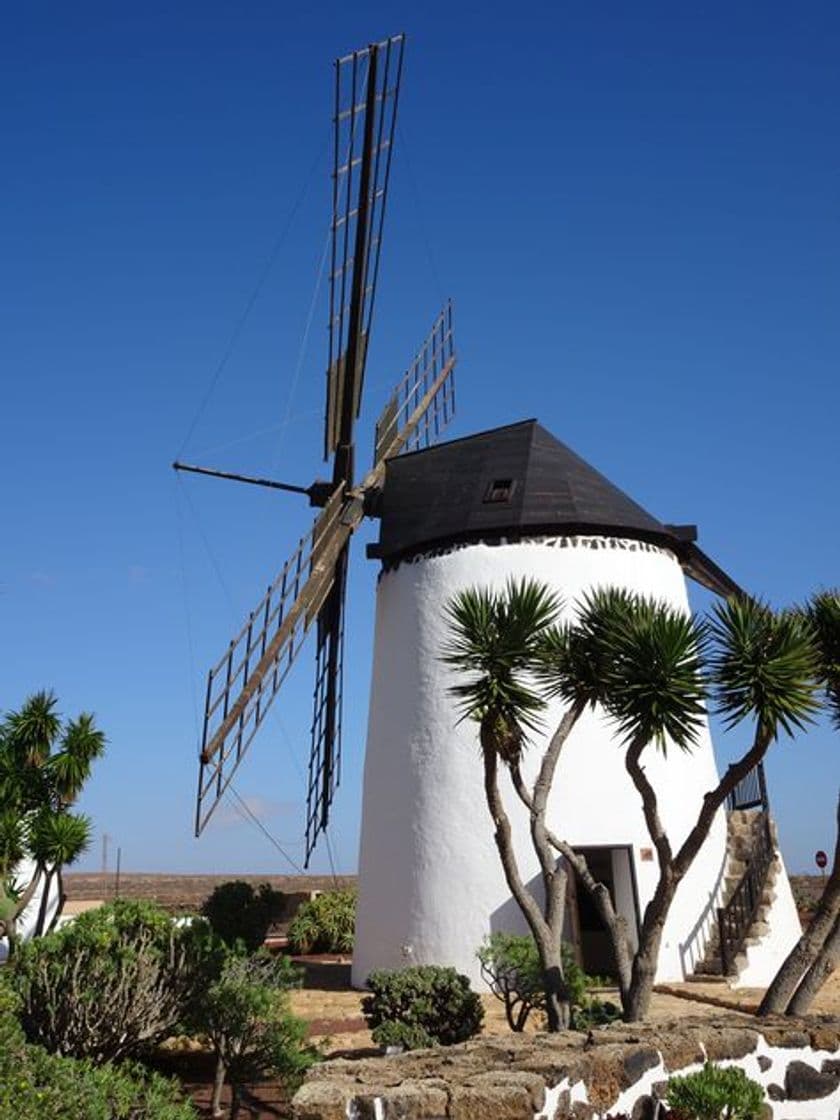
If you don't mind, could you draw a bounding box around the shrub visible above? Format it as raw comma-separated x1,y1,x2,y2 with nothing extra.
0,979,195,1120
201,880,285,952
10,899,223,1061
477,932,545,1030
569,995,621,1030
287,888,356,954
190,950,316,1119
666,1062,764,1120
477,933,592,1031
0,1049,197,1120
362,965,484,1049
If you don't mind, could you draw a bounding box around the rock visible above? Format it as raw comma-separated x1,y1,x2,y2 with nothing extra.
378,1081,449,1119
785,1060,840,1101
550,1088,571,1119
766,1083,785,1101
658,1032,706,1073
449,1083,534,1120
650,1079,669,1100
463,1070,546,1113
701,1027,759,1062
757,1104,773,1120
762,1028,811,1049
757,1055,773,1072
623,1046,661,1086
820,1058,840,1076
809,1027,840,1052
569,1103,597,1120
293,1080,354,1120
631,1093,656,1120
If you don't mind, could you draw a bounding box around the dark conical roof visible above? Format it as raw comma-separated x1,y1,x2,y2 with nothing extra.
368,419,742,598
371,419,670,558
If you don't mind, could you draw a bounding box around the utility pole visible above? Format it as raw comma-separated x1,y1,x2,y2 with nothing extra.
101,832,111,875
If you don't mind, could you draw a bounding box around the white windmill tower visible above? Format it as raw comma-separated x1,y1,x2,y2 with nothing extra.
352,420,802,989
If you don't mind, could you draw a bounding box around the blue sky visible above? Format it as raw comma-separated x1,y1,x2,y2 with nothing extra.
2,2,838,877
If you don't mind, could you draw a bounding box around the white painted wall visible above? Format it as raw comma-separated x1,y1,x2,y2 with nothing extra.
0,858,61,960
353,535,751,988
536,1037,840,1120
734,850,802,988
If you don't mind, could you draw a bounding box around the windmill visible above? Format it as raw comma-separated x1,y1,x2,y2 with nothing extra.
175,33,456,865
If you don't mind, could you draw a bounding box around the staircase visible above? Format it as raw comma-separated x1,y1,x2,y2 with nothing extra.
690,769,780,981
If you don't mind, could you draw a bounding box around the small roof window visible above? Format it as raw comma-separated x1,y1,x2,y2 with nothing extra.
483,478,516,504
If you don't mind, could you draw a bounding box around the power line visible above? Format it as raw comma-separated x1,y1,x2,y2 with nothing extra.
177,141,327,459
227,784,305,875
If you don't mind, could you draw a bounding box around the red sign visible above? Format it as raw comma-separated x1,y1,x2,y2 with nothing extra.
815,850,828,870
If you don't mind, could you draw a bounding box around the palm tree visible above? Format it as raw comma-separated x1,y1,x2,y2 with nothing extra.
442,578,574,1029
580,594,816,1020
0,691,104,951
759,589,840,1015
446,583,820,1024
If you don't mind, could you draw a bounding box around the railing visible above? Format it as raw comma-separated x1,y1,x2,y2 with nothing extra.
717,813,775,975
726,760,768,812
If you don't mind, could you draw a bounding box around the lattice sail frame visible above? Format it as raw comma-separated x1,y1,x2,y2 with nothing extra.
374,301,456,463
192,35,461,859
325,34,405,457
195,488,346,835
306,563,346,863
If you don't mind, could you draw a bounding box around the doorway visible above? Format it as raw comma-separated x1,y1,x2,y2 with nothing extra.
569,846,639,978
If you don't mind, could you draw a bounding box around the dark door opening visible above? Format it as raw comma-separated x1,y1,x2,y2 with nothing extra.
572,846,639,979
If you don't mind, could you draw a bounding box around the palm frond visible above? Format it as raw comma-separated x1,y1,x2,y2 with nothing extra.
709,596,820,739
442,578,560,756
2,690,60,767
28,809,91,867
808,589,840,730
605,607,708,751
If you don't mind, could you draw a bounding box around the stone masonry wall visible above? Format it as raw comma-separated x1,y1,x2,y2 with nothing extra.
293,1017,840,1120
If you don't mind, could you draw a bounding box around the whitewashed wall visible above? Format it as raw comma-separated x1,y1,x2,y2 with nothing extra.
353,535,752,988
0,858,61,960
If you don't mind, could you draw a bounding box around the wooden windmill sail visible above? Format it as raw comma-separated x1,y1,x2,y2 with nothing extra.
176,34,456,864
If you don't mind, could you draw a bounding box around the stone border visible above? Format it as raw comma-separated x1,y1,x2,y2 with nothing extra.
293,1016,840,1120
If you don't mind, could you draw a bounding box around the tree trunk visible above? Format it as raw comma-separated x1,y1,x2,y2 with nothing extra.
621,729,774,1022
479,731,570,1030
541,947,571,1031
786,911,840,1015
211,1054,227,1118
759,791,840,1016
623,907,670,1022
228,1082,242,1120
33,865,53,938
46,868,65,933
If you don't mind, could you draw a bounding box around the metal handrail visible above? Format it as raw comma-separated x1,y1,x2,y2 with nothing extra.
717,813,775,975
726,760,769,812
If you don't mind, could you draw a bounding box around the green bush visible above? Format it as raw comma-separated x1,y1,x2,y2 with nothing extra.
0,977,195,1119
370,1019,436,1051
362,965,484,1049
0,1048,197,1120
200,880,285,952
287,889,355,954
666,1062,764,1120
10,899,223,1062
477,933,594,1031
569,995,621,1030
